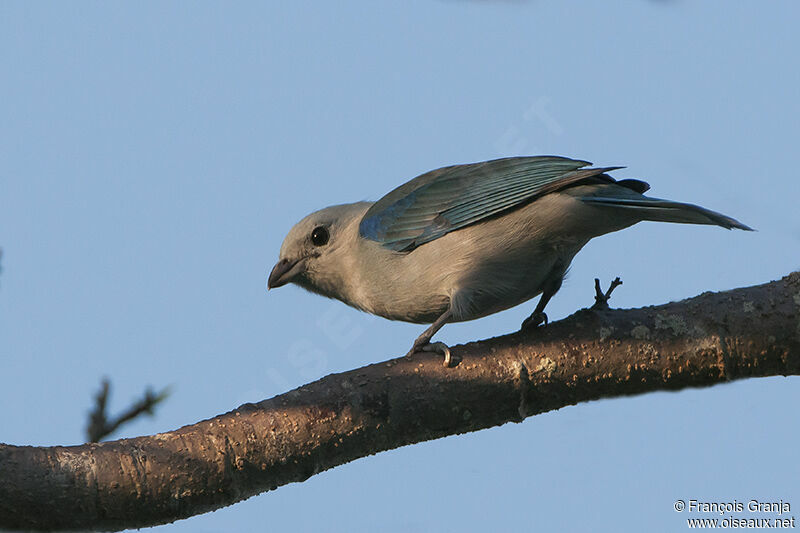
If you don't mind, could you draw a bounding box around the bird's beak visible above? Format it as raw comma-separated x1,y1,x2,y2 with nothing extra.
267,258,305,290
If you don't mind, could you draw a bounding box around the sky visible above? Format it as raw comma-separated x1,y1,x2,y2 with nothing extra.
1,2,798,532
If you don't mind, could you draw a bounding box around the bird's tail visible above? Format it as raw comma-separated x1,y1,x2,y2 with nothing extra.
579,196,754,231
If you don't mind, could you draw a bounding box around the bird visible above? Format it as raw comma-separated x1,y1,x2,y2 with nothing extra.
267,156,751,365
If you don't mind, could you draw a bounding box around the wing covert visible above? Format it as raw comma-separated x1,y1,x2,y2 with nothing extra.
359,156,618,252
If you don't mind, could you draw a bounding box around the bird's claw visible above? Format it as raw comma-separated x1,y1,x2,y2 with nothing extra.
521,311,548,330
422,342,453,367
406,341,454,367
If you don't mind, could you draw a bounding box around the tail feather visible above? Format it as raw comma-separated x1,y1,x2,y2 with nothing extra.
580,196,754,231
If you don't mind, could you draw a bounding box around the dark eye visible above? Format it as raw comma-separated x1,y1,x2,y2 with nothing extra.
311,226,330,246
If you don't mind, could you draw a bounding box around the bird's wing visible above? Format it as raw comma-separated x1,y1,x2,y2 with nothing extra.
359,156,622,252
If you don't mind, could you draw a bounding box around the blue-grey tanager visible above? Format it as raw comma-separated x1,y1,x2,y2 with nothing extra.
268,156,751,364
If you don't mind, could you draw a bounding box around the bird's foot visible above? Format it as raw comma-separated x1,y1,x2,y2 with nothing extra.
521,311,548,330
405,339,427,359
591,277,623,310
406,341,454,367
423,342,453,367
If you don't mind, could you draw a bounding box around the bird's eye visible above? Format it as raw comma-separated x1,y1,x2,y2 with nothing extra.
311,226,330,246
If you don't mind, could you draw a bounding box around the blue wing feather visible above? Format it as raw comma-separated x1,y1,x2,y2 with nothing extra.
359,156,619,252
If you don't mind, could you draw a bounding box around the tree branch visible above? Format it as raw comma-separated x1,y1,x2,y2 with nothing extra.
2,273,799,532
86,378,171,443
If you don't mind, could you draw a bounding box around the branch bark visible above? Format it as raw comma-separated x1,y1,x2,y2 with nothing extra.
2,273,799,532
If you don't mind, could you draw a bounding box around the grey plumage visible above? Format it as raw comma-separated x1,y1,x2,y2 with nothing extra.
268,156,751,363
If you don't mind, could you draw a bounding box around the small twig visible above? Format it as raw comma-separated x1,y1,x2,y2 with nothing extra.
86,378,171,442
592,277,623,310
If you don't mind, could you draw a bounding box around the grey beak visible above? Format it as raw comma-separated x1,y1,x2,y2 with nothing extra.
267,258,304,290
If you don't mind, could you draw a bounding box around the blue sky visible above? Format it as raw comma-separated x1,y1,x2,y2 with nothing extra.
1,2,798,531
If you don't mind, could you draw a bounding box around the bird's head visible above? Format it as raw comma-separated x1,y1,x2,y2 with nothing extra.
267,203,369,297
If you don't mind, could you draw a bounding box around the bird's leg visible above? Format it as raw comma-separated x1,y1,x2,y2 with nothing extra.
406,309,454,367
591,277,623,310
521,264,565,330
520,290,555,330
